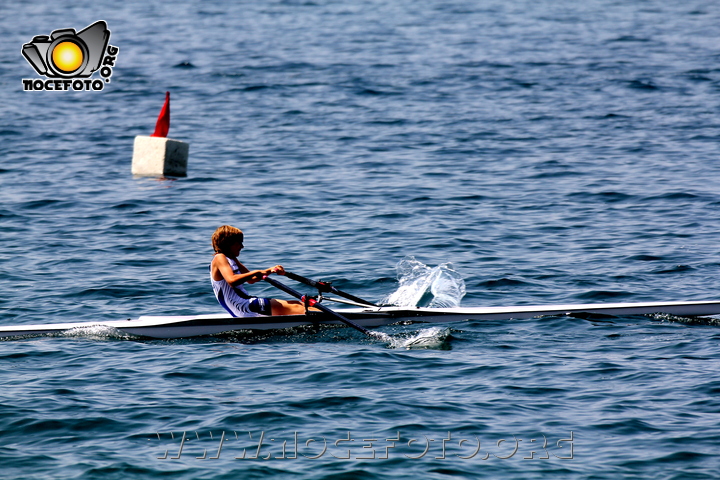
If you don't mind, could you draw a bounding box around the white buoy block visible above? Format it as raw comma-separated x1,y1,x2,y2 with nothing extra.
131,135,189,177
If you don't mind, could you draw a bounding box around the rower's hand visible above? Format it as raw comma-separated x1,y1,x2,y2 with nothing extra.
248,269,272,284
270,265,285,275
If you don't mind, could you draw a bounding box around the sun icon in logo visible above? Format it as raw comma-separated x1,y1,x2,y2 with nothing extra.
51,41,85,73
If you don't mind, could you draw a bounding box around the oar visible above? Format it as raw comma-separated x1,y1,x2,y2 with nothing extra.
284,271,377,307
263,276,384,339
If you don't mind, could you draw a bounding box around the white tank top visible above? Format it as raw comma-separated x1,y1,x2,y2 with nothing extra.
211,256,261,317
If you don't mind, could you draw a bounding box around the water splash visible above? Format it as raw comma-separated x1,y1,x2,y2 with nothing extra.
369,331,392,342
383,256,466,308
387,326,452,350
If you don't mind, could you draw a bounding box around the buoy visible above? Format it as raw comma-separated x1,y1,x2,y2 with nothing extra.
131,92,189,177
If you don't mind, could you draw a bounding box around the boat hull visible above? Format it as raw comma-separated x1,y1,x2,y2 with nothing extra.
1,300,720,339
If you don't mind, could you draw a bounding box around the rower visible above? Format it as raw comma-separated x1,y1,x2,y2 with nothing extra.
209,225,311,316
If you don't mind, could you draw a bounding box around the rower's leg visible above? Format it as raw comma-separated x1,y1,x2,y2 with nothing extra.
269,299,307,316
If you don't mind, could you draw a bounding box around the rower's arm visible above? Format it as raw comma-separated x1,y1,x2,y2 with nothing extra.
212,255,281,286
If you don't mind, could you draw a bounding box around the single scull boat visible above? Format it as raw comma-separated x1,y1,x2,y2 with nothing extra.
1,300,719,339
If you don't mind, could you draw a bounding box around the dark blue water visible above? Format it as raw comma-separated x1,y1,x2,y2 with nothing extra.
2,0,720,478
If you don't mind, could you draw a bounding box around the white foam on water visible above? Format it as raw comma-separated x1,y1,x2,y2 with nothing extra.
62,325,135,340
383,256,466,308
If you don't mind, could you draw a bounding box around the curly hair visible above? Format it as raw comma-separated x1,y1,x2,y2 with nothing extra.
211,225,244,255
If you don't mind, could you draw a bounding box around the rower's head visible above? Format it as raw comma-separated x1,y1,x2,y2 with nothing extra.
212,225,244,256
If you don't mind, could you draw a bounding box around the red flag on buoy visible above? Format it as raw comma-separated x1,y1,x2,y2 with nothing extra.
150,91,170,138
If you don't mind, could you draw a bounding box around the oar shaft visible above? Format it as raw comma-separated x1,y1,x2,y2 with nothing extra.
284,271,377,307
263,276,374,336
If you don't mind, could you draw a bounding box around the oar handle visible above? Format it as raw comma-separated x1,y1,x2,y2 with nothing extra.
285,271,377,307
263,276,374,337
